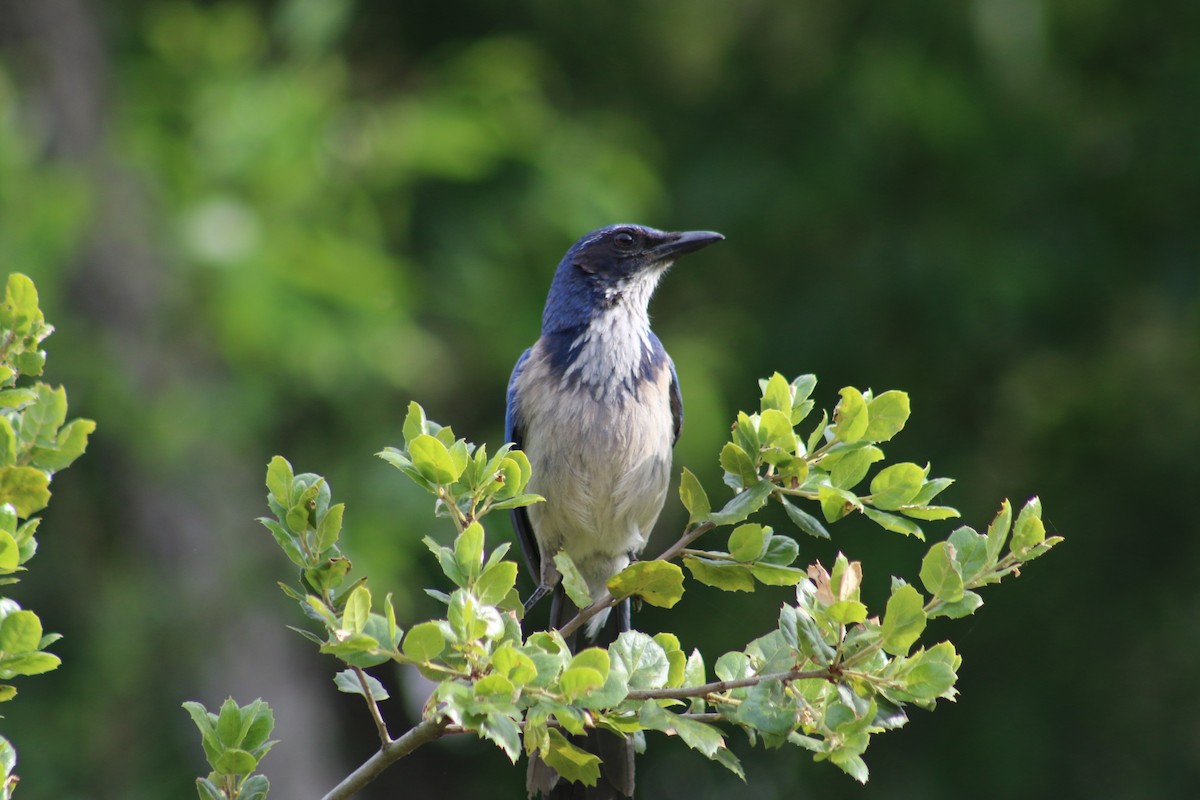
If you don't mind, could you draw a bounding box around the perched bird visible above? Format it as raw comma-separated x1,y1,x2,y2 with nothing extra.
506,223,723,798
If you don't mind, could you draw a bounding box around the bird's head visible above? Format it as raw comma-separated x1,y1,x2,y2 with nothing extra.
541,224,723,335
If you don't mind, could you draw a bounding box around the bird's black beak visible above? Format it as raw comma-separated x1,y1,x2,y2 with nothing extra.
650,230,724,261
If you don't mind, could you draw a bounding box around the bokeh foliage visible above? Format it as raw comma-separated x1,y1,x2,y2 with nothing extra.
0,0,1197,798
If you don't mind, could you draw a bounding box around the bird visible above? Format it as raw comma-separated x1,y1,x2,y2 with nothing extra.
505,223,723,798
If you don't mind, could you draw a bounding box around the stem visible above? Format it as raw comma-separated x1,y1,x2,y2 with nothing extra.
320,719,448,800
353,666,393,746
626,666,833,701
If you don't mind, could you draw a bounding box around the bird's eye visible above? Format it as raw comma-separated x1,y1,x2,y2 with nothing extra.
614,232,637,251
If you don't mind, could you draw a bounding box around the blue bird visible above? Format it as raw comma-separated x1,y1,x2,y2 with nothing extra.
506,223,723,798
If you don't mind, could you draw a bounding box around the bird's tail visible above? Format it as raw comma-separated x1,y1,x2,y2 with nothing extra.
527,586,635,799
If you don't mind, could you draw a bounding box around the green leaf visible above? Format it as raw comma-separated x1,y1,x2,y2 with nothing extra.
929,590,984,619
920,542,964,602
833,387,869,443
454,521,484,580
678,467,711,523
196,778,224,800
402,402,428,446
709,480,773,525
1,275,40,336
760,372,793,414
829,445,885,490
607,561,684,608
609,631,670,690
1011,497,1045,553
640,700,727,757
736,679,797,736
719,442,758,487
0,531,18,572
0,467,50,518
216,697,244,747
491,645,538,686
881,584,927,656
560,666,606,700
32,417,95,472
727,524,767,562
182,700,216,738
910,476,955,506
986,499,1012,562
315,502,344,553
868,462,925,510
948,526,990,581
333,668,390,700
683,557,756,592
265,456,293,505
402,621,446,662
749,563,806,586
409,434,462,484
0,684,15,702
761,532,800,566
475,560,518,606
758,408,794,450
863,507,925,539
0,651,60,677
863,390,910,442
342,585,371,635
554,551,592,609
0,610,41,652
241,701,274,751
780,496,830,539
213,748,257,776
541,728,601,787
239,775,270,800
818,485,859,523
899,504,960,521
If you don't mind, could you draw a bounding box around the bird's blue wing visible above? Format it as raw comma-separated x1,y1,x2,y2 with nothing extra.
505,347,540,581
668,356,683,446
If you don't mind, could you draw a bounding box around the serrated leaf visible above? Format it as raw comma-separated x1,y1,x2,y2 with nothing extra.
0,467,50,518
607,560,684,608
1011,497,1045,553
929,590,984,619
541,728,601,787
609,631,669,690
920,542,964,602
899,504,960,521
881,584,927,656
640,700,726,757
719,442,758,487
760,372,793,414
986,499,1013,562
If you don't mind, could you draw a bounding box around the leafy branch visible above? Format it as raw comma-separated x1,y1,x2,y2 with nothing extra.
189,373,1062,797
0,274,96,798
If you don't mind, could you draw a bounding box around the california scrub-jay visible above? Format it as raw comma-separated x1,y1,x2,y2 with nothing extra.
506,224,723,798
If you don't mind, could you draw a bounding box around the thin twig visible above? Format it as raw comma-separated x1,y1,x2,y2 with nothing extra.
352,666,392,746
626,666,833,701
321,718,448,800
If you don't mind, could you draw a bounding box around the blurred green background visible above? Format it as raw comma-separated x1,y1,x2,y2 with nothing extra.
1,0,1197,798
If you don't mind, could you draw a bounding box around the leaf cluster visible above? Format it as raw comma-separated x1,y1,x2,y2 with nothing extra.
0,274,95,795
232,379,1061,797
182,698,276,800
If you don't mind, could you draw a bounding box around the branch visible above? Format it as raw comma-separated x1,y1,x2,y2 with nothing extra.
320,718,448,800
626,666,833,701
558,521,717,638
352,665,393,746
